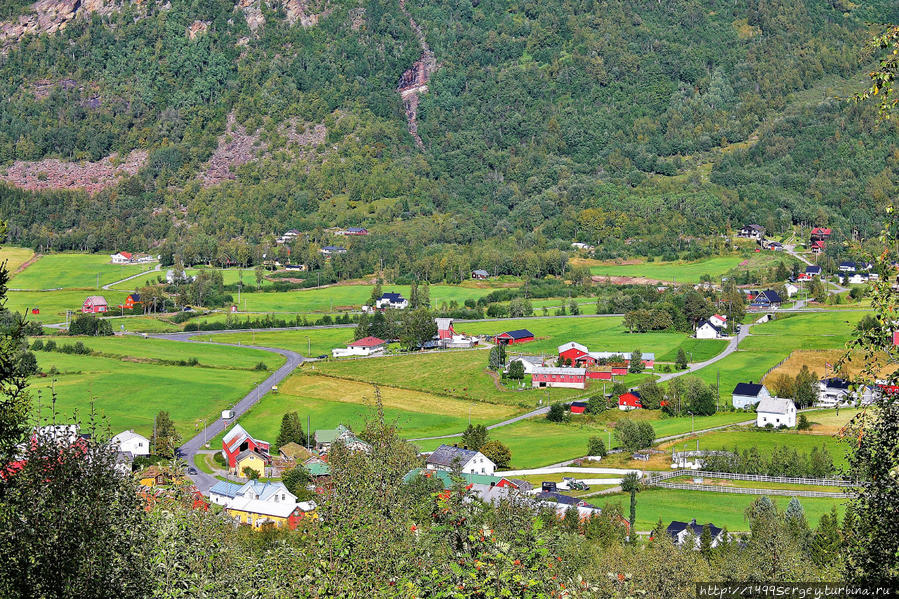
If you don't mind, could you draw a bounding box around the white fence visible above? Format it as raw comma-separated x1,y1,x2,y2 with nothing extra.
645,470,854,497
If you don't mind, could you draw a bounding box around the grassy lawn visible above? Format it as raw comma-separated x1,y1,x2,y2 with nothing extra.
31,352,270,440
458,317,727,363
10,253,154,290
313,350,586,408
583,256,746,283
6,290,131,323
659,428,847,468
196,328,356,357
603,489,846,532
67,335,286,370
211,372,523,447
416,409,753,469
234,284,494,314
0,246,35,272
667,476,842,493
111,316,182,333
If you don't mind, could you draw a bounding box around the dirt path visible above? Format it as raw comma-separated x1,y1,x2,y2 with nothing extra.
13,253,41,275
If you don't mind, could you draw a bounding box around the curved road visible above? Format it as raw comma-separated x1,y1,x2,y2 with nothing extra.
102,263,161,291
147,333,305,493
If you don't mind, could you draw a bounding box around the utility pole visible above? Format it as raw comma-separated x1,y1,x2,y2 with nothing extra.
307,415,311,448
96,272,99,289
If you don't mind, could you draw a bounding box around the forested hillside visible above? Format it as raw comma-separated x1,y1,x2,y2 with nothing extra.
0,0,896,273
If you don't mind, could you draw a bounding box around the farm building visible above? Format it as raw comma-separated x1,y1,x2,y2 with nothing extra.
82,296,108,314
332,336,388,358
435,317,477,348
666,519,725,549
495,329,535,345
222,424,270,471
709,314,727,328
313,424,371,453
756,397,796,428
507,355,545,374
320,245,347,256
557,342,654,369
695,319,724,339
586,368,613,380
737,224,765,240
375,292,409,310
234,450,266,478
618,392,642,410
471,269,490,279
531,367,586,389
569,401,588,414
402,468,525,490
110,251,133,264
731,382,770,409
426,444,495,475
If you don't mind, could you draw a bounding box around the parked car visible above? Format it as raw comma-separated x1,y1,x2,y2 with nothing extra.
542,481,557,493
187,467,198,475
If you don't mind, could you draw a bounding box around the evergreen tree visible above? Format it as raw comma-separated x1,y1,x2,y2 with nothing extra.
546,403,566,422
276,411,306,448
152,411,181,458
507,359,525,380
461,424,488,451
628,350,644,373
675,348,688,370
369,282,382,305
621,472,641,538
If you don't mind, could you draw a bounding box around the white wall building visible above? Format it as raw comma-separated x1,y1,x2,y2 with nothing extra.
426,444,496,475
110,430,151,457
756,397,797,428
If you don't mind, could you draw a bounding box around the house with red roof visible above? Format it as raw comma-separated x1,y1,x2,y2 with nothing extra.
332,336,388,358
111,251,134,264
82,295,108,314
810,227,832,241
618,392,643,411
221,424,270,471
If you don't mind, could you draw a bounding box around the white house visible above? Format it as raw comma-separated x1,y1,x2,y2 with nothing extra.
666,519,725,549
695,320,724,339
708,314,727,329
785,283,799,298
756,397,797,428
732,382,770,409
110,251,134,264
426,444,495,475
375,292,408,310
110,430,151,457
738,224,765,240
571,242,595,251
507,355,545,374
331,336,387,358
847,273,869,285
436,317,477,348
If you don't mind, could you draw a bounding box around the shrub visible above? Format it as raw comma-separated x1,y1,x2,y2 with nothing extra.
30,339,44,351
44,340,57,352
254,361,268,371
587,436,607,457
546,403,566,422
797,414,810,430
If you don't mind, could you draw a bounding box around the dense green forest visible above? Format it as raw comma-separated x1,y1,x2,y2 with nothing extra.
0,0,897,275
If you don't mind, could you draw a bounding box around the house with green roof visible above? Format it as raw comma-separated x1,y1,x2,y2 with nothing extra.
402,468,526,491
313,425,371,454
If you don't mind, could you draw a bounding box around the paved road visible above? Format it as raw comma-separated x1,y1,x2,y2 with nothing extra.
145,333,305,493
102,263,161,290
654,322,753,384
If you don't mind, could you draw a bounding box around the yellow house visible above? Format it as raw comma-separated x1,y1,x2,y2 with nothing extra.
233,450,266,478
210,480,318,530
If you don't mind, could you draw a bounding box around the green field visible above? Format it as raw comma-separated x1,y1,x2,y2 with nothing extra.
458,316,727,363
10,253,154,290
230,284,495,314
586,256,746,283
661,428,847,468
6,290,131,323
0,246,35,273
313,350,586,407
416,410,752,469
31,351,270,439
605,489,846,531
196,327,356,357
211,372,522,446
69,335,286,370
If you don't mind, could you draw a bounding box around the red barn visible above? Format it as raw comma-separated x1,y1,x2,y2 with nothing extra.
569,401,588,414
436,317,456,340
587,369,613,380
532,367,586,389
495,329,534,345
558,341,590,363
221,424,270,470
618,392,642,411
82,296,108,314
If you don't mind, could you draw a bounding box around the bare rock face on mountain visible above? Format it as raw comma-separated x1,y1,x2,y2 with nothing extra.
0,0,118,47
0,150,148,194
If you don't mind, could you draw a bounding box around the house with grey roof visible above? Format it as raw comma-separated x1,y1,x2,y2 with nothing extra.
666,519,725,548
426,444,495,475
732,382,770,409
756,397,796,428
